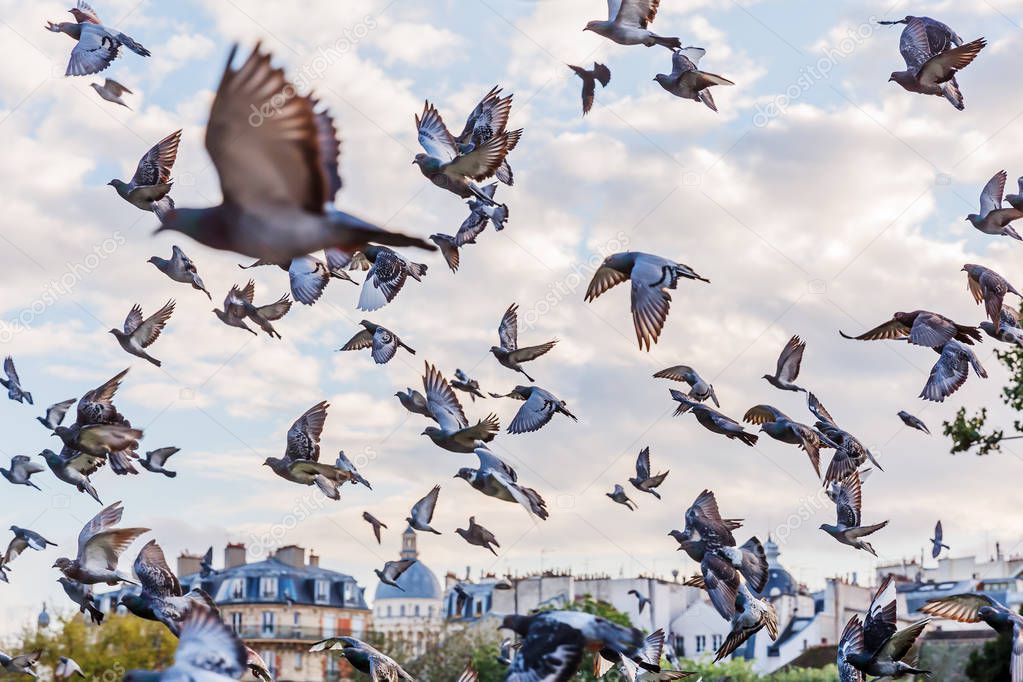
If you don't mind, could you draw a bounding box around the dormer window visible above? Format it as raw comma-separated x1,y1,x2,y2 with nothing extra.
231,579,245,600
260,577,277,598
315,580,330,603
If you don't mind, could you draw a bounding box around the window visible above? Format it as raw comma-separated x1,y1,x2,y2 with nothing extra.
712,635,723,650
262,611,275,635
429,606,434,617
475,601,483,616
343,582,353,602
695,635,706,653
261,651,275,676
231,579,244,600
260,577,277,598
293,612,300,625
400,605,406,617
293,653,302,670
386,605,392,617
414,605,420,616
230,612,243,632
316,580,330,603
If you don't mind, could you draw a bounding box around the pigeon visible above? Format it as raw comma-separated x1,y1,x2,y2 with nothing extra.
714,586,779,662
454,86,518,187
139,447,180,477
263,402,351,500
840,310,981,347
762,335,806,392
963,263,1022,326
325,247,369,284
244,649,272,682
966,171,1023,239
490,303,557,382
586,252,709,350
373,559,418,593
335,451,371,489
583,0,681,49
607,483,637,510
37,399,76,430
742,404,831,477
108,130,181,219
838,576,931,678
356,246,427,311
920,339,987,402
1,357,32,404
881,16,984,110
309,636,414,681
568,62,611,115
0,456,45,490
109,301,175,367
810,393,885,484
653,365,719,406
421,362,500,453
338,320,414,365
362,512,387,544
57,577,104,624
4,527,56,561
920,592,1023,680
979,305,1023,347
628,589,650,614
687,538,769,620
52,423,142,465
497,638,517,667
628,447,669,499
451,369,486,402
213,281,291,338
455,516,500,555
55,657,84,680
930,520,950,558
451,583,471,616
455,447,549,520
239,253,352,306
148,246,212,299
394,388,432,419
467,183,509,231
670,391,758,446
40,448,104,503
430,194,495,272
820,471,888,556
407,485,442,534
46,1,151,76
1006,176,1023,212
123,605,247,682
592,629,668,680
91,78,131,108
120,540,218,636
654,47,734,111
0,651,39,677
491,385,577,434
52,501,148,585
897,410,930,434
199,547,215,577
157,44,435,262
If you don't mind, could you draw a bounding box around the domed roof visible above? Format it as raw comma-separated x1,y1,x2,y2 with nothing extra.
758,535,798,598
374,527,442,601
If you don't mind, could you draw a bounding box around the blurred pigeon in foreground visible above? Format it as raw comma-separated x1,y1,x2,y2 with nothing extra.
362,512,386,544
91,78,131,108
838,576,931,678
46,2,151,76
967,170,1022,239
568,62,611,115
407,486,442,534
628,447,669,499
586,252,709,350
373,559,417,592
40,448,104,504
451,369,486,402
338,320,414,365
455,516,500,555
671,391,757,446
123,605,247,682
930,520,950,558
108,130,181,219
743,404,829,477
120,539,218,636
920,591,1023,680
820,471,888,556
920,339,987,402
607,484,637,510
840,310,981,347
980,305,1023,347
357,246,427,311
763,335,806,392
653,365,719,406
1,456,45,490
58,577,104,624
492,385,577,434
37,399,76,430
109,301,175,367
455,447,549,520
1,357,32,404
963,263,1021,326
263,402,351,500
157,44,435,262
655,47,734,111
149,246,212,299
490,303,557,382
53,501,148,585
0,651,39,677
309,636,414,681
583,0,681,48
421,362,500,453
55,657,84,680
139,447,179,477
897,410,929,434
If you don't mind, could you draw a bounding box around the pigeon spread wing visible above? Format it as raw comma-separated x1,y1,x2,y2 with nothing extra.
135,540,182,598
585,264,631,302
175,607,247,678
497,304,520,350
423,363,468,431
630,257,672,350
615,0,659,28
131,130,182,187
288,256,330,305
67,24,120,76
920,593,998,623
416,102,458,161
340,329,374,352
508,391,556,434
285,401,328,461
635,446,651,479
446,130,522,181
775,335,805,383
134,301,175,347
980,171,1008,217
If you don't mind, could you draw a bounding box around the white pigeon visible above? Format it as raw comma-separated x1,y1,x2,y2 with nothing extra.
583,0,681,49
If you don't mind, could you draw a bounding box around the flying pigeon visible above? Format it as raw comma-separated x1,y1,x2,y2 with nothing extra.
1,527,56,578
585,252,709,350
91,78,131,108
213,281,291,338
407,486,442,534
394,388,432,419
40,448,104,504
420,362,500,453
490,303,557,382
109,130,181,219
979,305,1023,347
52,501,148,585
628,447,669,499
325,247,368,284
53,422,141,465
37,399,76,430
467,183,509,231
897,410,930,434
670,391,757,446
607,484,637,510
840,310,981,347
46,1,151,76
199,547,214,577
119,539,218,636
809,393,884,484
0,456,45,490
838,576,932,678
55,657,84,680
338,320,414,365
263,402,351,500
628,589,650,614
763,335,806,392
362,512,387,544
139,447,179,477
686,537,769,620
309,636,414,681
714,586,779,662
451,369,486,402
497,638,517,666
239,253,354,306
963,263,1022,326
930,520,950,558
430,198,493,273
742,404,831,477
0,651,39,677
455,447,549,520
109,300,175,367
568,62,611,115
820,471,888,556
1006,176,1023,212
455,516,500,555
356,245,427,311
966,171,1023,239
123,606,248,682
335,451,371,489
655,47,734,111
583,0,681,49
653,365,718,406
57,577,104,624
1,357,32,404
156,44,435,262
881,15,984,110
491,385,577,434
148,246,212,299
373,559,417,592
920,339,987,402
454,86,517,186
920,592,1023,680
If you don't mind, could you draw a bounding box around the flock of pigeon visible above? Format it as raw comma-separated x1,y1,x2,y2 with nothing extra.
0,1,1019,681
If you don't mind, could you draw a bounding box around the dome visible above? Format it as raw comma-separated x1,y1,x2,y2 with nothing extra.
374,527,442,600
758,535,797,598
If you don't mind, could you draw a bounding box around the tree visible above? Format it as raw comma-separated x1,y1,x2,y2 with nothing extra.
965,629,1012,681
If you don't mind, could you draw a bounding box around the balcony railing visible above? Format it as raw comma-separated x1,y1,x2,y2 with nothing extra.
235,625,349,641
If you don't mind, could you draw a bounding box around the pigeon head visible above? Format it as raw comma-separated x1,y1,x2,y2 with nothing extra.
108,328,124,338
52,557,73,571
583,21,601,32
262,457,279,468
52,426,72,443
118,594,149,615
412,153,440,173
107,179,127,191
888,70,914,88
601,252,633,274
421,426,443,439
453,468,473,481
499,614,531,634
653,74,671,86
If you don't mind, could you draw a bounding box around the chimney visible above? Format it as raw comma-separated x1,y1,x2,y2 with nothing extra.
225,543,247,569
275,545,305,568
308,551,320,568
177,552,202,578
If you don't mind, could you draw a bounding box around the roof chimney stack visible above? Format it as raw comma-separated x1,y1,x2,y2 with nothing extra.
225,543,247,569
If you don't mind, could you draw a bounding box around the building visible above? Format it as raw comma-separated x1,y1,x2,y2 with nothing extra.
371,528,444,656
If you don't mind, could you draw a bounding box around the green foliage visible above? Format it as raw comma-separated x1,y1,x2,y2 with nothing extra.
965,629,1012,681
397,626,505,682
943,339,1023,455
679,658,839,681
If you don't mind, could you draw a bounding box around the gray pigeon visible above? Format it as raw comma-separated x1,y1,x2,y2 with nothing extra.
108,131,181,218
430,198,493,272
490,303,557,382
451,369,487,402
881,16,984,110
362,512,386,544
742,404,831,477
670,391,757,446
37,399,76,430
1,456,45,490
157,44,435,263
655,47,734,111
52,501,148,585
653,365,718,406
966,171,1023,239
930,520,950,558
406,486,442,534
91,78,131,108
119,540,218,636
1005,176,1023,212
455,517,500,555
2,527,56,578
627,447,668,499
0,651,39,677
213,280,291,339
454,86,517,186
357,246,427,311
46,1,151,76
55,657,84,680
148,246,212,299
263,402,351,500
920,592,1023,680
57,577,103,624
139,447,179,477
467,184,509,231
309,636,414,681
583,0,681,48
714,586,779,662
338,320,414,365
109,301,175,367
394,388,432,419
920,339,987,402
979,305,1023,347
492,385,577,434
1,356,32,404
335,451,371,489
200,547,214,577
840,310,981,347
239,253,350,306
123,606,247,682
53,423,142,459
41,448,104,504
763,335,806,392
964,263,1022,326
586,252,709,350
374,558,417,592
568,62,611,115
838,576,931,678
421,362,500,453
455,447,549,520
820,471,888,556
897,410,930,434
607,484,637,510
627,589,650,614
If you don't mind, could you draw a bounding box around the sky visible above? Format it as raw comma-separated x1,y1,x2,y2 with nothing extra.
3,0,1023,636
